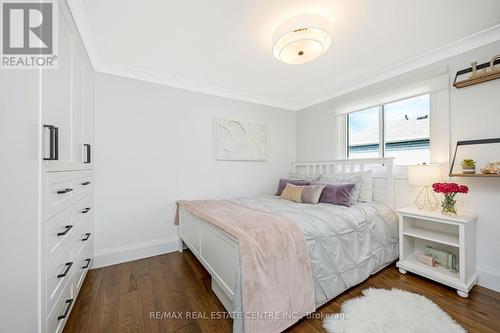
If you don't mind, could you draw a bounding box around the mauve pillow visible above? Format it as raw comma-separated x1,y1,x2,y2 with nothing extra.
301,184,326,204
318,183,356,207
275,179,310,196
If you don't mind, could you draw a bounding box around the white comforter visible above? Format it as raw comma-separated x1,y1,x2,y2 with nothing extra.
231,195,399,307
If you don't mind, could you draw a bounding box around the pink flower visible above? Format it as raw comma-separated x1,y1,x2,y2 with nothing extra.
432,182,469,195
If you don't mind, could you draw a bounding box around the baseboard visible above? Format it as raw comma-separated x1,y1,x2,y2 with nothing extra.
92,237,179,269
477,266,500,293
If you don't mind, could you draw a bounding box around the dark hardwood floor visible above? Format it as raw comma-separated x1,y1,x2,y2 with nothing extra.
64,250,500,333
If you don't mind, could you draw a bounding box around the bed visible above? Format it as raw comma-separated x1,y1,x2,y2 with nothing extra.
177,158,399,332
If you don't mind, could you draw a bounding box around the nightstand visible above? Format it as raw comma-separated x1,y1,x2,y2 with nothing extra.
396,206,478,298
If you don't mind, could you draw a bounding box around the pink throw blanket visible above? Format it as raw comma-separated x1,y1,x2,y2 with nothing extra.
177,200,315,333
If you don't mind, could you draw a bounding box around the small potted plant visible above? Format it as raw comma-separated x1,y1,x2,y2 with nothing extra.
461,159,476,174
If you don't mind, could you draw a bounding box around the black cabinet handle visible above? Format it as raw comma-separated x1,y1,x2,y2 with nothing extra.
57,299,74,320
54,126,59,160
82,233,91,241
82,258,92,269
84,144,91,163
57,225,73,236
43,125,54,160
57,188,73,194
81,181,92,186
43,125,59,160
82,207,91,214
57,262,73,278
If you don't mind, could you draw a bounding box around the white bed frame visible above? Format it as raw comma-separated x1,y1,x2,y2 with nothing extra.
177,158,395,312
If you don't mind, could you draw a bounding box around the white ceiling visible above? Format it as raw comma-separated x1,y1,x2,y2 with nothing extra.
68,0,500,110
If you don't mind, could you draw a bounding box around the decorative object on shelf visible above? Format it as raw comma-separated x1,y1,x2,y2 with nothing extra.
216,119,267,161
453,54,500,88
461,159,476,174
432,182,469,216
416,253,435,267
449,138,500,177
408,164,442,211
480,162,500,174
425,246,457,272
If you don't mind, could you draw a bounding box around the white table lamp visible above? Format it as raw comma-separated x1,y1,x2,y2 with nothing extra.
408,164,442,211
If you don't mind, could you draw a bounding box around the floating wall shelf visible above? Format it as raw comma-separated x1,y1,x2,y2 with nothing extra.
449,138,500,177
449,173,500,178
453,56,500,88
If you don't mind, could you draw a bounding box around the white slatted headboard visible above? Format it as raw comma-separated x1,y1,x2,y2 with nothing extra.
291,158,395,208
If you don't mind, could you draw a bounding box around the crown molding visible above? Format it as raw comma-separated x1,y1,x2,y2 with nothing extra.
96,61,297,110
67,0,500,112
295,24,500,111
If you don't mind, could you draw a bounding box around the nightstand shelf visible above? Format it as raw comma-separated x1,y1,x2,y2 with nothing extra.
400,252,459,280
403,226,459,247
396,206,478,298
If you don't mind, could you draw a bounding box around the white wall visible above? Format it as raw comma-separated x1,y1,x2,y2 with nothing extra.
93,73,296,267
296,41,500,292
0,71,40,332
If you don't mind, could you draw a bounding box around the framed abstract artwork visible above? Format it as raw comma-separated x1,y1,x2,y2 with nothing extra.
216,119,267,161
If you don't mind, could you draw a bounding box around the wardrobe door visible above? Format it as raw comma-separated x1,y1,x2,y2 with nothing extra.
81,53,94,168
42,6,79,171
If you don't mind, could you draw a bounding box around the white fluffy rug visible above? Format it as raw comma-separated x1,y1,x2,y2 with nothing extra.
323,288,466,333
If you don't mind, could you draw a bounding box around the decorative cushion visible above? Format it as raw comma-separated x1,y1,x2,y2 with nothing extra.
280,183,304,203
301,184,326,204
320,170,372,202
275,178,310,196
318,183,356,207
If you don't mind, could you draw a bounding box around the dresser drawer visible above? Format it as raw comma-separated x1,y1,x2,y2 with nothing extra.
45,170,93,219
72,205,93,261
47,249,73,313
74,240,93,295
47,277,73,333
46,197,92,268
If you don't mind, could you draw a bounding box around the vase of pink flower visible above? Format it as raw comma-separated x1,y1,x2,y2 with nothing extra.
432,182,469,215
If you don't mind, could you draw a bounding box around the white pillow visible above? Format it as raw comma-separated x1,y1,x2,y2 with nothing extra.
288,173,322,181
321,170,373,202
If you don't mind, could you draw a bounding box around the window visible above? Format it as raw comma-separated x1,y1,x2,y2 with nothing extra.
347,107,381,159
347,94,430,165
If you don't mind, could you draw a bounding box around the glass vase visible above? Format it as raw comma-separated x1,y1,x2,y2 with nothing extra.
441,194,457,216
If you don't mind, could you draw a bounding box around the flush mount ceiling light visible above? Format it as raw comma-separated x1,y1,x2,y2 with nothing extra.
272,14,332,65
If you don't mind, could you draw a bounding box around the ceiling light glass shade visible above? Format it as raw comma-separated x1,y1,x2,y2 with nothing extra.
272,14,332,65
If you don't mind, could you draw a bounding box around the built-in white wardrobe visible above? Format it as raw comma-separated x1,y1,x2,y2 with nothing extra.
42,2,94,332
0,1,94,332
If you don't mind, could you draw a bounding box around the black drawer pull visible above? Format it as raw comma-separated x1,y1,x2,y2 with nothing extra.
57,299,74,320
57,262,73,278
57,225,73,236
83,144,91,164
82,258,92,269
82,233,91,241
81,181,92,186
57,188,73,194
82,207,91,214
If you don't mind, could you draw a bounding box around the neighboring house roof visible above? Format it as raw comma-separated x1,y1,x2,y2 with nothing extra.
350,118,429,146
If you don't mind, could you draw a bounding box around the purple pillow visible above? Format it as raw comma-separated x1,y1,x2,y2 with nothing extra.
275,178,310,196
318,183,356,207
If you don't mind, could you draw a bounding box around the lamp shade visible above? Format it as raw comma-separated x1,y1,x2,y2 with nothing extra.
408,164,442,186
